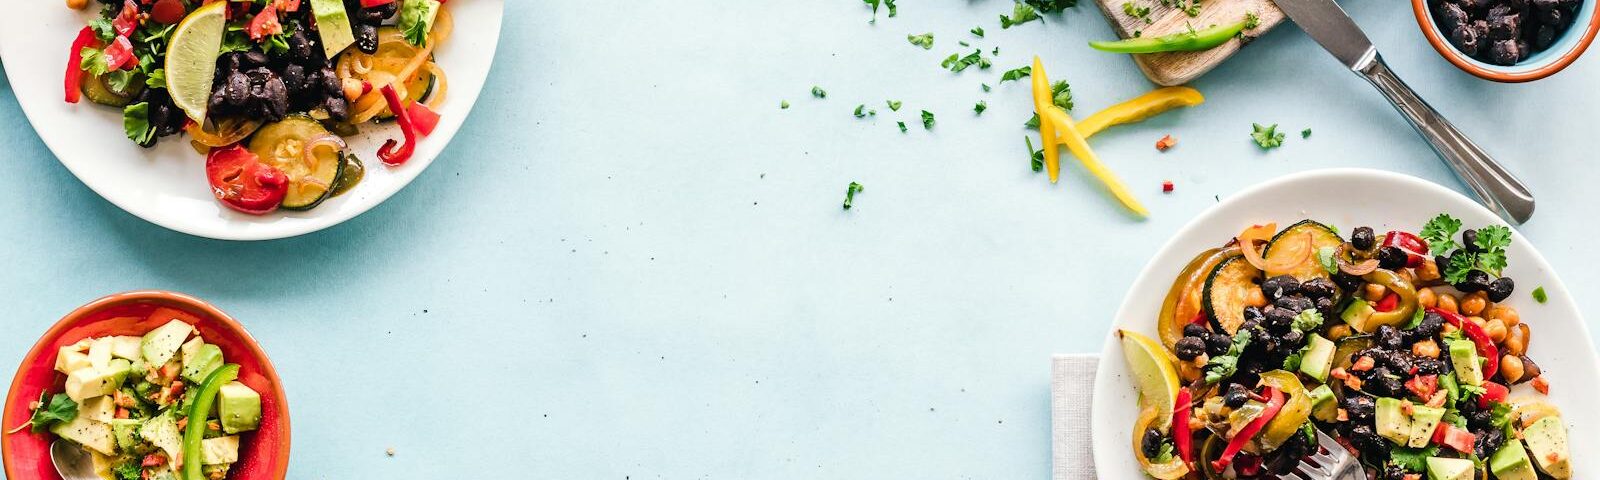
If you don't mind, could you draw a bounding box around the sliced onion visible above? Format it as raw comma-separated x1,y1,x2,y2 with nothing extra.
1508,396,1561,429
186,117,262,147
1237,223,1310,273
302,134,347,171
1340,258,1380,276
424,63,448,109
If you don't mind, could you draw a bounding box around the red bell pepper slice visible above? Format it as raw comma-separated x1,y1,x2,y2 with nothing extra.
405,101,441,136
1383,231,1429,267
1211,387,1283,472
1375,292,1399,312
1430,307,1499,380
103,36,138,71
64,27,99,103
112,0,141,38
1477,381,1508,409
1405,374,1438,400
205,145,289,215
1189,310,1208,326
246,7,283,41
1172,389,1193,466
377,84,419,166
360,0,398,7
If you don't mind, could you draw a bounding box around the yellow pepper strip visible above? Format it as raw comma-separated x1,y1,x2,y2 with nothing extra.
1042,105,1150,219
1030,56,1061,183
1074,87,1205,139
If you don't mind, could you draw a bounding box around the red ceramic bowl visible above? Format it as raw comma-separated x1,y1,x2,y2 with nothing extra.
2,291,289,480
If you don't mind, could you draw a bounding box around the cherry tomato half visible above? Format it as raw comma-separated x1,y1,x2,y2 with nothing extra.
206,145,288,215
150,0,188,25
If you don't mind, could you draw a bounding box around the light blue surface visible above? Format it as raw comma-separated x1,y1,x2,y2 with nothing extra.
3,1,1599,478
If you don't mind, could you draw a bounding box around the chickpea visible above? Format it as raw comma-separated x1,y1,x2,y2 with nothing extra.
1437,293,1460,315
1398,269,1417,285
1485,319,1508,343
1327,324,1353,342
1416,259,1442,282
1417,287,1438,309
1489,305,1521,327
1468,316,1487,330
66,0,89,9
1501,355,1525,384
1412,339,1440,359
1441,323,1459,336
1363,283,1388,302
1504,323,1529,356
1461,292,1488,316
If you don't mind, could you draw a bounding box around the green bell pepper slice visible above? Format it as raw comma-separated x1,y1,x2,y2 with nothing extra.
183,363,239,480
1089,16,1255,54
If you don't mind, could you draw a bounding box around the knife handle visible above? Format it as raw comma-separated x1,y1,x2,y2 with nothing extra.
1355,54,1536,225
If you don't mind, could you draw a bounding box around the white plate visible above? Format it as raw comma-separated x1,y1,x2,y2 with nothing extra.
1092,169,1600,478
0,0,503,240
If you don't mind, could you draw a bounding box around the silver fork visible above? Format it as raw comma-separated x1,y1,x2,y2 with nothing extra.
1278,429,1364,480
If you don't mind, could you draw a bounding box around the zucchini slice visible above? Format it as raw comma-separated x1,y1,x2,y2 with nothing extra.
82,71,144,108
1202,255,1262,334
248,116,346,211
1262,220,1345,281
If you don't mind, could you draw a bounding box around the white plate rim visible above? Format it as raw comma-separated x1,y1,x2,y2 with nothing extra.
1090,167,1600,478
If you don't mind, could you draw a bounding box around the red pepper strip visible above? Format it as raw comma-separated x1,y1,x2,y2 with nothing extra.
359,0,397,7
1432,422,1476,453
1405,374,1438,400
1189,310,1208,326
1430,307,1499,380
377,85,418,166
1383,231,1429,267
406,101,441,136
1211,387,1283,472
1477,381,1508,409
1172,389,1193,466
1375,292,1399,313
64,27,98,103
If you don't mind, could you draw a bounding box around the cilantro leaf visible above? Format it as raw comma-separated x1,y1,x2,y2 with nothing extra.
908,33,935,49
1443,252,1475,284
1122,1,1153,23
1291,309,1324,333
1204,330,1252,383
79,47,109,77
1390,445,1440,472
1000,66,1031,82
941,49,991,72
122,102,155,146
112,462,141,480
921,110,936,129
1024,80,1073,128
974,100,987,115
89,17,116,42
1474,225,1512,274
144,68,166,89
1420,213,1463,254
29,392,77,433
1315,246,1339,275
981,83,992,92
1301,128,1311,138
854,105,866,118
1250,123,1285,149
843,182,864,210
897,121,908,133
1000,2,1043,28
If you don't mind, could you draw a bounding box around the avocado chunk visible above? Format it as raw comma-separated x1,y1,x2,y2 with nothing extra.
1448,339,1482,386
64,359,131,402
141,320,194,367
1308,384,1338,422
182,344,224,383
108,418,142,452
138,410,184,462
109,336,142,360
52,415,117,456
88,337,114,371
218,381,262,434
56,347,90,374
1522,416,1570,478
1298,333,1337,382
1341,300,1375,330
310,0,356,57
201,435,240,465
1407,404,1445,448
1375,397,1412,444
1426,456,1474,480
80,395,116,423
1489,439,1538,480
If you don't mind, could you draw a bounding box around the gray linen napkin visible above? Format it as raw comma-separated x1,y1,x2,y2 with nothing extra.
1051,354,1099,480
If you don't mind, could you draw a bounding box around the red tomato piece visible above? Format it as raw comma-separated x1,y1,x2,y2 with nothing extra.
406,101,441,136
205,145,289,215
1432,423,1476,453
1478,381,1509,409
246,7,283,41
360,0,398,7
112,0,141,37
1375,292,1399,312
274,0,302,12
103,36,139,71
150,0,188,24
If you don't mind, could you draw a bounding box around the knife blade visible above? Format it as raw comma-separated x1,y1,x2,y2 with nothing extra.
1272,0,1378,69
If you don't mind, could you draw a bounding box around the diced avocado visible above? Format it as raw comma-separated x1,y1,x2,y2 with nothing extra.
109,336,142,360
201,435,240,465
1308,384,1338,422
1449,340,1483,386
64,361,131,401
108,418,142,452
179,337,204,368
1407,404,1445,448
218,381,262,434
1298,334,1337,382
1522,416,1570,478
88,337,114,371
1426,456,1474,480
138,410,183,462
1375,397,1412,444
182,344,224,383
1490,439,1538,480
1341,300,1375,330
310,0,356,57
55,347,90,374
141,320,194,367
51,415,116,456
81,395,116,423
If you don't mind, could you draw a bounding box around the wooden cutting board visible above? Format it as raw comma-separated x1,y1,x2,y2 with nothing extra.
1091,0,1288,85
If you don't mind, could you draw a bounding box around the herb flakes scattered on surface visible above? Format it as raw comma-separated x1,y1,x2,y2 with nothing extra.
898,121,909,133
908,32,935,49
843,182,865,210
1301,128,1312,138
974,100,988,115
853,105,876,118
1000,3,1043,28
1250,123,1285,149
1122,1,1153,23
972,26,986,37
941,49,992,72
921,110,936,129
811,86,827,98
1533,286,1548,303
780,100,790,109
863,0,898,22
999,66,1032,82
886,100,902,111
1025,80,1071,127
1026,136,1044,172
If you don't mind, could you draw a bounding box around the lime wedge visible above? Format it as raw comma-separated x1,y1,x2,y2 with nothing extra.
1118,329,1181,431
165,1,228,122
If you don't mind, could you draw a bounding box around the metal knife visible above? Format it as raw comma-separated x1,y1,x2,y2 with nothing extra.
1271,0,1536,224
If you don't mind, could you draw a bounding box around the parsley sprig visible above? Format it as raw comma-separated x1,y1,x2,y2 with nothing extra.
1425,214,1513,283
1251,123,1285,149
1204,329,1251,383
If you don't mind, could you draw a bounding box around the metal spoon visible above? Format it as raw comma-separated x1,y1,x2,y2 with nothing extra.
50,439,99,480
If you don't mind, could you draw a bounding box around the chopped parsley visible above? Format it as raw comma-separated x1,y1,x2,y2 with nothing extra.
921,110,936,129
908,33,935,49
1000,3,1043,28
843,182,865,209
1025,80,1072,127
972,26,986,37
1027,0,1079,13
898,121,909,133
1430,216,1512,284
1026,136,1044,172
981,83,992,92
811,86,827,98
1250,123,1285,149
941,49,992,72
1290,309,1324,333
853,105,875,118
1301,128,1311,138
1533,286,1548,304
886,100,903,111
999,66,1032,83
863,0,899,22
1243,11,1260,29
1204,329,1251,383
974,100,988,115
780,100,790,109
1420,213,1464,253
399,0,442,46
1122,1,1153,23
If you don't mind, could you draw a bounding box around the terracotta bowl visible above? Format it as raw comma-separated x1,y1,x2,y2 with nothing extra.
3,291,289,480
1413,0,1600,81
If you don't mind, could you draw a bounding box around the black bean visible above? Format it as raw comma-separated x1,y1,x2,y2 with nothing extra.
263,75,289,120
1415,358,1450,375
1175,337,1206,360
355,23,380,54
1242,306,1266,326
321,68,342,95
1540,6,1565,26
1517,355,1542,382
1350,424,1384,455
1351,226,1376,251
1281,330,1303,347
1224,383,1250,408
287,29,315,62
1265,307,1298,333
1475,428,1505,457
1532,0,1561,10
1376,325,1405,350
1452,24,1484,55
1333,272,1363,293
1300,277,1337,300
357,2,399,23
1488,276,1515,302
1457,269,1493,292
1438,2,1472,31
225,71,250,107
1206,333,1232,356
1141,429,1164,458
1344,395,1376,421
1462,228,1481,253
282,64,307,95
1408,311,1446,339
1377,246,1408,270
325,96,350,121
1261,275,1301,301
1315,296,1335,316
1275,295,1314,314
1536,24,1558,49
242,51,270,68
1182,323,1209,339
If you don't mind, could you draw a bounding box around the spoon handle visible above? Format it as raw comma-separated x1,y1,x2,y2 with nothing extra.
1355,53,1536,225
